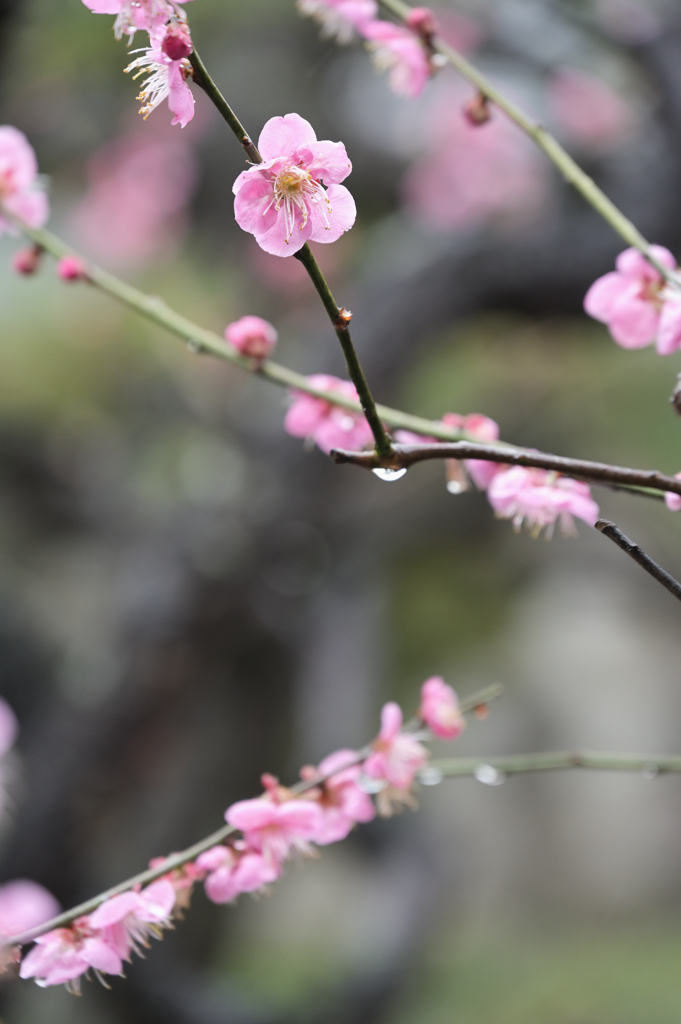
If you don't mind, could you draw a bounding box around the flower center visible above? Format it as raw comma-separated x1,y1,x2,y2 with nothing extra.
267,164,332,245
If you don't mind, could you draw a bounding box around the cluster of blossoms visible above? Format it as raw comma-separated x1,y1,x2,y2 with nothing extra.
297,1,441,98
82,0,195,127
584,246,681,355
12,678,465,990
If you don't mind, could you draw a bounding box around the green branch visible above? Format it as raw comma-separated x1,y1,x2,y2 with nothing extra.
429,750,681,776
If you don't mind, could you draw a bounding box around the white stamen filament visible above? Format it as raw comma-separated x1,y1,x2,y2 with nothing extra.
264,164,332,244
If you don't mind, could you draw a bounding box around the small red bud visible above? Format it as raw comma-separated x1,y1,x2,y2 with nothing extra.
162,23,193,61
463,92,492,126
406,7,438,41
12,244,42,276
57,255,87,282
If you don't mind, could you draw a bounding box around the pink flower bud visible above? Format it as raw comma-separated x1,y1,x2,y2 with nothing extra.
406,6,438,40
57,256,87,282
12,245,42,276
665,473,681,512
162,22,193,62
225,316,278,360
419,676,465,740
463,92,492,126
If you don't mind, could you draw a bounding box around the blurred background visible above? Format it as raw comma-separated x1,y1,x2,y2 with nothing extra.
1,0,681,1020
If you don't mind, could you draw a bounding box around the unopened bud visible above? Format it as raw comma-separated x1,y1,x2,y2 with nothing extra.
463,91,492,126
225,315,278,360
12,244,42,276
162,22,193,61
406,6,438,42
335,307,353,330
57,255,88,282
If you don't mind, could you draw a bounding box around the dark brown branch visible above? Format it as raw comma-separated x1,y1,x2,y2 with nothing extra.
329,442,681,497
596,519,681,603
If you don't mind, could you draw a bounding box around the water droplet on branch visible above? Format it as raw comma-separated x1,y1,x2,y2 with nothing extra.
474,764,506,786
419,767,444,786
372,467,408,482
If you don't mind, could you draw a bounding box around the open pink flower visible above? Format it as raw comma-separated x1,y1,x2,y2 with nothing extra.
88,879,175,961
419,677,465,740
488,466,599,537
363,21,432,98
0,127,49,236
297,0,378,43
363,702,428,792
225,795,323,863
584,246,677,349
225,316,278,359
0,880,59,942
81,0,191,41
233,113,356,257
195,844,280,904
19,918,124,991
311,749,376,845
284,374,374,454
125,24,195,128
442,412,501,492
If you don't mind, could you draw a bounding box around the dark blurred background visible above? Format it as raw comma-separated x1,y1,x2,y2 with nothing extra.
2,0,681,1020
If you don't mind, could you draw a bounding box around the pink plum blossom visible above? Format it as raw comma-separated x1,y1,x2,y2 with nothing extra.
195,844,280,904
233,114,356,257
419,677,465,740
309,749,376,845
70,128,197,269
442,412,501,491
125,24,195,128
402,84,548,231
81,0,191,41
225,316,278,360
225,792,323,863
0,880,59,941
297,0,378,43
19,918,124,991
664,473,681,512
487,466,599,537
657,294,681,356
363,702,428,793
284,374,374,454
363,21,432,99
0,127,49,236
584,246,677,349
88,879,175,959
549,70,631,151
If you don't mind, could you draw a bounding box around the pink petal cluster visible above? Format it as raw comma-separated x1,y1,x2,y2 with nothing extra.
225,316,278,360
225,792,323,863
549,70,631,151
0,127,49,236
19,879,176,991
70,128,197,268
125,22,195,127
284,374,374,454
81,0,191,41
363,20,432,98
487,466,599,537
403,83,548,231
233,114,356,257
584,246,681,351
364,702,428,793
296,0,378,43
419,677,465,740
442,411,501,492
195,844,280,904
310,749,376,844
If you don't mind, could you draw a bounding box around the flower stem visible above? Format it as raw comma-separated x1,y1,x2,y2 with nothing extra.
377,0,673,281
429,750,681,776
188,47,393,457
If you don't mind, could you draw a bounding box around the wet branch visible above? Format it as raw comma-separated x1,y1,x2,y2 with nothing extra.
428,750,681,777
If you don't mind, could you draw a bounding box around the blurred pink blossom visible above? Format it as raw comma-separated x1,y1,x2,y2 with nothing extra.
12,245,42,276
665,474,681,512
225,793,323,863
0,127,49,236
419,677,465,740
584,246,677,350
233,113,356,257
364,702,428,792
363,21,431,99
81,0,192,41
19,918,124,990
0,880,59,941
657,294,681,356
57,256,87,282
284,374,374,454
549,70,631,151
224,316,278,360
297,0,378,43
487,466,599,537
195,844,280,904
402,85,548,231
70,128,197,268
88,879,175,958
310,749,375,844
442,412,500,491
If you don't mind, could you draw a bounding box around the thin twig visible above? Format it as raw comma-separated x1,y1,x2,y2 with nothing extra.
596,519,681,602
188,48,393,457
330,442,681,497
5,684,502,948
376,0,676,282
428,750,681,777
